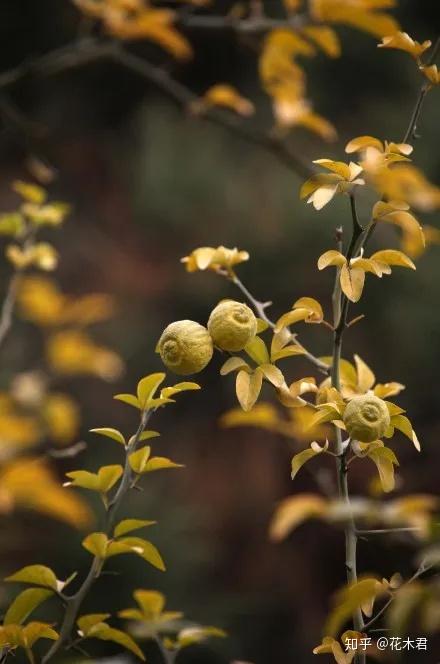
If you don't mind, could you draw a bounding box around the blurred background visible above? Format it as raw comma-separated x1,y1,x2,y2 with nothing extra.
0,1,440,662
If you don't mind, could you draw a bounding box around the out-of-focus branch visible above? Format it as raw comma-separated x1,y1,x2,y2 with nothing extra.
403,35,440,143
0,37,313,179
180,12,306,33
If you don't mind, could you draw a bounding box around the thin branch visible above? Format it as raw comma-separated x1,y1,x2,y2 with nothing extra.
356,527,421,536
402,36,440,144
42,409,152,663
330,198,365,664
0,37,313,180
0,274,20,351
363,561,434,633
180,12,307,33
230,272,330,374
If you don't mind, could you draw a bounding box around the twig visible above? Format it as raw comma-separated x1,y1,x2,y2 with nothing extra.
402,36,440,144
363,561,433,633
230,272,329,374
42,409,152,663
356,527,420,536
0,37,313,180
180,12,306,33
0,274,20,351
331,197,366,664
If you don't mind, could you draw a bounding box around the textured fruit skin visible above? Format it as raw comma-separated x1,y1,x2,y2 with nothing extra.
208,300,257,352
158,320,213,375
343,394,390,442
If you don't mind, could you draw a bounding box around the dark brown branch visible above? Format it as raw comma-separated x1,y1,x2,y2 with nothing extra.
0,37,313,180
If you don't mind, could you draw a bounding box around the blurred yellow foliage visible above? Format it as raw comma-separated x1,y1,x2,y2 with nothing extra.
0,458,92,528
47,330,124,381
17,276,115,327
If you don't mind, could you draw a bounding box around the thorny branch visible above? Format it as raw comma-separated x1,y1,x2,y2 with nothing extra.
42,410,152,663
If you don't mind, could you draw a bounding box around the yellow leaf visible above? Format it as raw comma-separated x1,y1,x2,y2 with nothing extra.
220,402,284,432
137,373,166,409
5,565,58,591
340,264,365,302
366,443,399,493
302,25,341,57
291,441,328,480
391,414,420,451
244,336,270,365
236,369,263,412
65,465,123,493
4,588,53,626
325,577,389,636
13,181,47,204
369,249,416,269
114,519,156,538
90,427,126,446
0,458,92,528
378,32,432,59
274,308,310,332
199,84,255,116
106,8,192,60
317,250,346,270
259,363,285,388
353,354,375,393
270,493,328,540
82,532,109,559
143,457,184,473
114,393,141,409
107,537,165,571
129,446,151,473
89,624,146,661
346,135,384,154
292,296,324,322
220,357,250,375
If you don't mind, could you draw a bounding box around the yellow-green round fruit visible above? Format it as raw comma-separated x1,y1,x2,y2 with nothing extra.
208,300,257,352
343,394,390,442
158,320,213,375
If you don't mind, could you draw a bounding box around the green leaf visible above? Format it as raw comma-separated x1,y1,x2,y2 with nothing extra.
91,625,145,660
90,428,126,446
82,533,109,559
137,373,166,409
244,336,270,365
107,537,165,571
5,565,58,591
4,589,53,626
114,519,156,538
114,393,141,409
129,446,151,474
